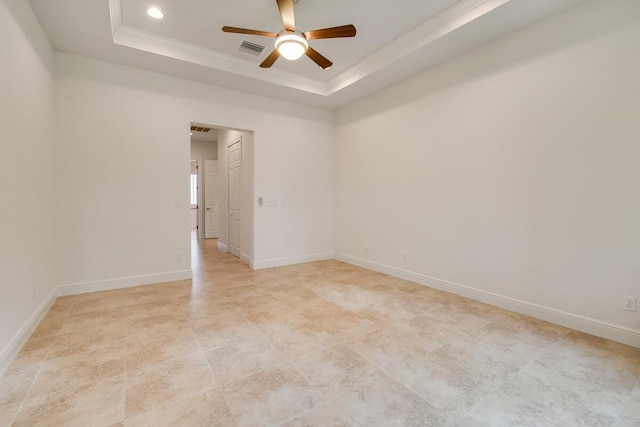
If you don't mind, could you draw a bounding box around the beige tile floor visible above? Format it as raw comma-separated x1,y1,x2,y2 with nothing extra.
1,238,639,426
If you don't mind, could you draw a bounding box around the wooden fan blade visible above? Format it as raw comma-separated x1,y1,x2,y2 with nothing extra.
305,46,332,69
260,49,281,68
303,24,356,40
276,0,295,32
222,26,278,38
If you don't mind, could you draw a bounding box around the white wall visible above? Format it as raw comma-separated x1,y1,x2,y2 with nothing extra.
252,116,335,268
0,0,56,366
334,0,640,343
190,140,217,160
54,52,335,289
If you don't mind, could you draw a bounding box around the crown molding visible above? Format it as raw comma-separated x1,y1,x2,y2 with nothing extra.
108,0,512,97
326,0,511,94
112,24,327,95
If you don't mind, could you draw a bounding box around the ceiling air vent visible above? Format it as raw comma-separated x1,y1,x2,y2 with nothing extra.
237,40,266,57
191,126,211,132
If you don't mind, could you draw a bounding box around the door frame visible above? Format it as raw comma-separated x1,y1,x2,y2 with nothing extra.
189,158,203,239
195,158,204,239
227,137,242,258
188,122,254,268
203,159,219,239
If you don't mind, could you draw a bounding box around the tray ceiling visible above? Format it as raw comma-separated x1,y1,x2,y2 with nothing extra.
29,0,582,109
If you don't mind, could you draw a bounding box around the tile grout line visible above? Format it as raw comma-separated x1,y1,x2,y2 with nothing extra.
8,298,74,426
613,377,640,424
336,320,447,412
123,294,213,423
200,287,256,427
122,296,130,426
466,328,573,415
275,387,353,426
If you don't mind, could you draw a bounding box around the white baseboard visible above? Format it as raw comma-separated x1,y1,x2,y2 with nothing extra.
0,270,193,374
240,253,252,266
334,253,640,348
0,288,57,376
217,242,228,252
252,252,334,270
57,270,192,296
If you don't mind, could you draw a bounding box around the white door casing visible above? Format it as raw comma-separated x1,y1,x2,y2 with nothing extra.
190,161,198,231
204,159,219,239
228,140,241,257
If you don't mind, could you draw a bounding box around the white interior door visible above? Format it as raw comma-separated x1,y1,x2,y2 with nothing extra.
204,159,219,239
228,141,241,257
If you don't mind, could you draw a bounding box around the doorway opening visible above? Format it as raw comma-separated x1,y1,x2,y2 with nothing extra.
189,122,254,272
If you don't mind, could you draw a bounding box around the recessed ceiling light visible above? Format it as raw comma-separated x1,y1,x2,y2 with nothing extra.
147,7,164,19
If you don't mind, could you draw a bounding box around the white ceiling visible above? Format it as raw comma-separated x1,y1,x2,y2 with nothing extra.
191,125,218,143
29,0,582,110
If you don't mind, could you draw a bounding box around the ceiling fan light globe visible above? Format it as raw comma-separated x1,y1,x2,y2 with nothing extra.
275,34,308,60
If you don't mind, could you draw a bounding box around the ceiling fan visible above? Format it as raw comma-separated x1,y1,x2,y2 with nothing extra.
222,0,356,69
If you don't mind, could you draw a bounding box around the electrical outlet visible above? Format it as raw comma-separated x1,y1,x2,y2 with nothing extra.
176,252,183,262
623,296,636,312
402,253,408,261
363,246,368,253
